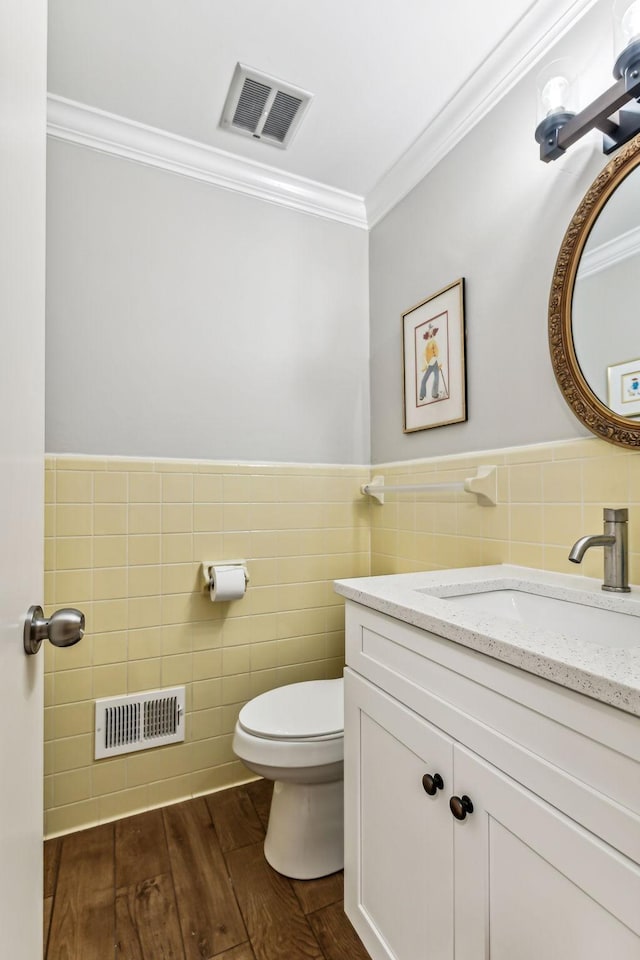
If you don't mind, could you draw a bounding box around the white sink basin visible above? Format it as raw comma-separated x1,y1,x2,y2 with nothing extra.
446,588,640,650
335,565,640,712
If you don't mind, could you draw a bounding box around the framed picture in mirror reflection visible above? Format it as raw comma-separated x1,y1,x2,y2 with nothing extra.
401,278,466,433
607,358,640,418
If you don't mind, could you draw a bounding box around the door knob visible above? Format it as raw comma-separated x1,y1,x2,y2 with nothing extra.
23,605,85,655
422,773,444,795
449,794,474,821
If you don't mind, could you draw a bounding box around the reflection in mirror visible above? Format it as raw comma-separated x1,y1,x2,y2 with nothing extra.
572,166,640,414
549,132,640,448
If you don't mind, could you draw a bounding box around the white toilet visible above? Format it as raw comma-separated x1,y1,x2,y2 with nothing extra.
232,677,344,880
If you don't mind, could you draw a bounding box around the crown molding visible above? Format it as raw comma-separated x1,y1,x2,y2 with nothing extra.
577,224,640,278
46,95,368,230
47,0,598,233
366,0,601,227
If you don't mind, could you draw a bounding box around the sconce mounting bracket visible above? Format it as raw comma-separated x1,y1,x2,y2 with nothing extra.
537,68,640,162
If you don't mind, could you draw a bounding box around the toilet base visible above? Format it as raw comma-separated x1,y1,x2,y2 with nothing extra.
264,777,344,880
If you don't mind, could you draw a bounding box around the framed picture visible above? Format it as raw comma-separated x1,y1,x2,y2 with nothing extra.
607,357,640,418
402,278,466,433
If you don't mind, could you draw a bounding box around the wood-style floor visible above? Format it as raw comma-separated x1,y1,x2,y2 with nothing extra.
43,779,371,960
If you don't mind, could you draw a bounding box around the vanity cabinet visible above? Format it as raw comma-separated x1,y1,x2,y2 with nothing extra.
344,602,640,960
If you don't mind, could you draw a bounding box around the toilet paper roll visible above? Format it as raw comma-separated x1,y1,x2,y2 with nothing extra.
209,565,246,602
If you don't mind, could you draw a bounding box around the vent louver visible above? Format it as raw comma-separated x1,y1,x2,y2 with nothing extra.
232,78,271,133
95,687,185,759
221,63,312,149
262,90,303,143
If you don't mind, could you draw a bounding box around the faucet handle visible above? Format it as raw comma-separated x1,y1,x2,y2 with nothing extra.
603,508,628,522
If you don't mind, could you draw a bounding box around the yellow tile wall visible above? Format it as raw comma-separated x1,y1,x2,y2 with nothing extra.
44,436,640,837
370,437,640,584
44,456,370,836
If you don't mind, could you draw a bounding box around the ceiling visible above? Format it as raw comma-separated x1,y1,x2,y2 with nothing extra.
46,0,598,224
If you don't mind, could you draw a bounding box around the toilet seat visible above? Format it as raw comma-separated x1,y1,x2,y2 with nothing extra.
238,678,343,742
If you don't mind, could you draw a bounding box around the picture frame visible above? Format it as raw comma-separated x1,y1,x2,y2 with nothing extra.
402,278,466,433
607,357,640,418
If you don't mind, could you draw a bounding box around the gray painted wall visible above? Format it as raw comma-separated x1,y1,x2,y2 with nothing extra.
46,141,370,463
573,253,640,405
46,4,624,468
368,4,612,464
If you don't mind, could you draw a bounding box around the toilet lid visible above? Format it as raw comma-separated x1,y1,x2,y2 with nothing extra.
238,678,343,740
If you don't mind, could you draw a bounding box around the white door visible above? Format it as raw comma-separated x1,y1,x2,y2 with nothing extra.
0,0,48,956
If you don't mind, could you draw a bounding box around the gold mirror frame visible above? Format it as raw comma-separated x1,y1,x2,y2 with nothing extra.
549,132,640,449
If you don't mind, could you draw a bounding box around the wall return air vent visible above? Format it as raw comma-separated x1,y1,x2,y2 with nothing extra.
95,687,185,759
220,63,313,148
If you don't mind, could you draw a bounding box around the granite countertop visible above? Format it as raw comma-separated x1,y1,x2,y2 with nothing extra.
334,564,640,717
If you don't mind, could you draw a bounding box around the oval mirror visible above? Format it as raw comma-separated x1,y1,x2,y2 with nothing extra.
549,133,640,448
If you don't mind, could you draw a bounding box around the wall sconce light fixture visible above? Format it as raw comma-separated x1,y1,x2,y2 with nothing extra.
535,0,640,161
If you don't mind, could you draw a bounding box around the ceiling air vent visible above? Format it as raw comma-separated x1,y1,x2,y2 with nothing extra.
220,63,312,149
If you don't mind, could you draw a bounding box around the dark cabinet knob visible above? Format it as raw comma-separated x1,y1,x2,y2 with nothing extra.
422,773,444,796
449,795,474,820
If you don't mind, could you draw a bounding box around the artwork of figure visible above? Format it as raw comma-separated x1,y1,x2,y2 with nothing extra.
626,374,640,401
402,279,465,433
607,359,640,419
419,323,443,402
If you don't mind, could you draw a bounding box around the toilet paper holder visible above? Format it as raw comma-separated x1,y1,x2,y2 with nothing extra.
201,560,250,592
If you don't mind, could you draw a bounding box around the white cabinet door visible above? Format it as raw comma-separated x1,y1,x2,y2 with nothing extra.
345,670,455,960
0,0,47,955
453,745,640,960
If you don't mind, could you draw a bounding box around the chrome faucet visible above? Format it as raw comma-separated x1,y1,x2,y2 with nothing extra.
568,508,630,593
